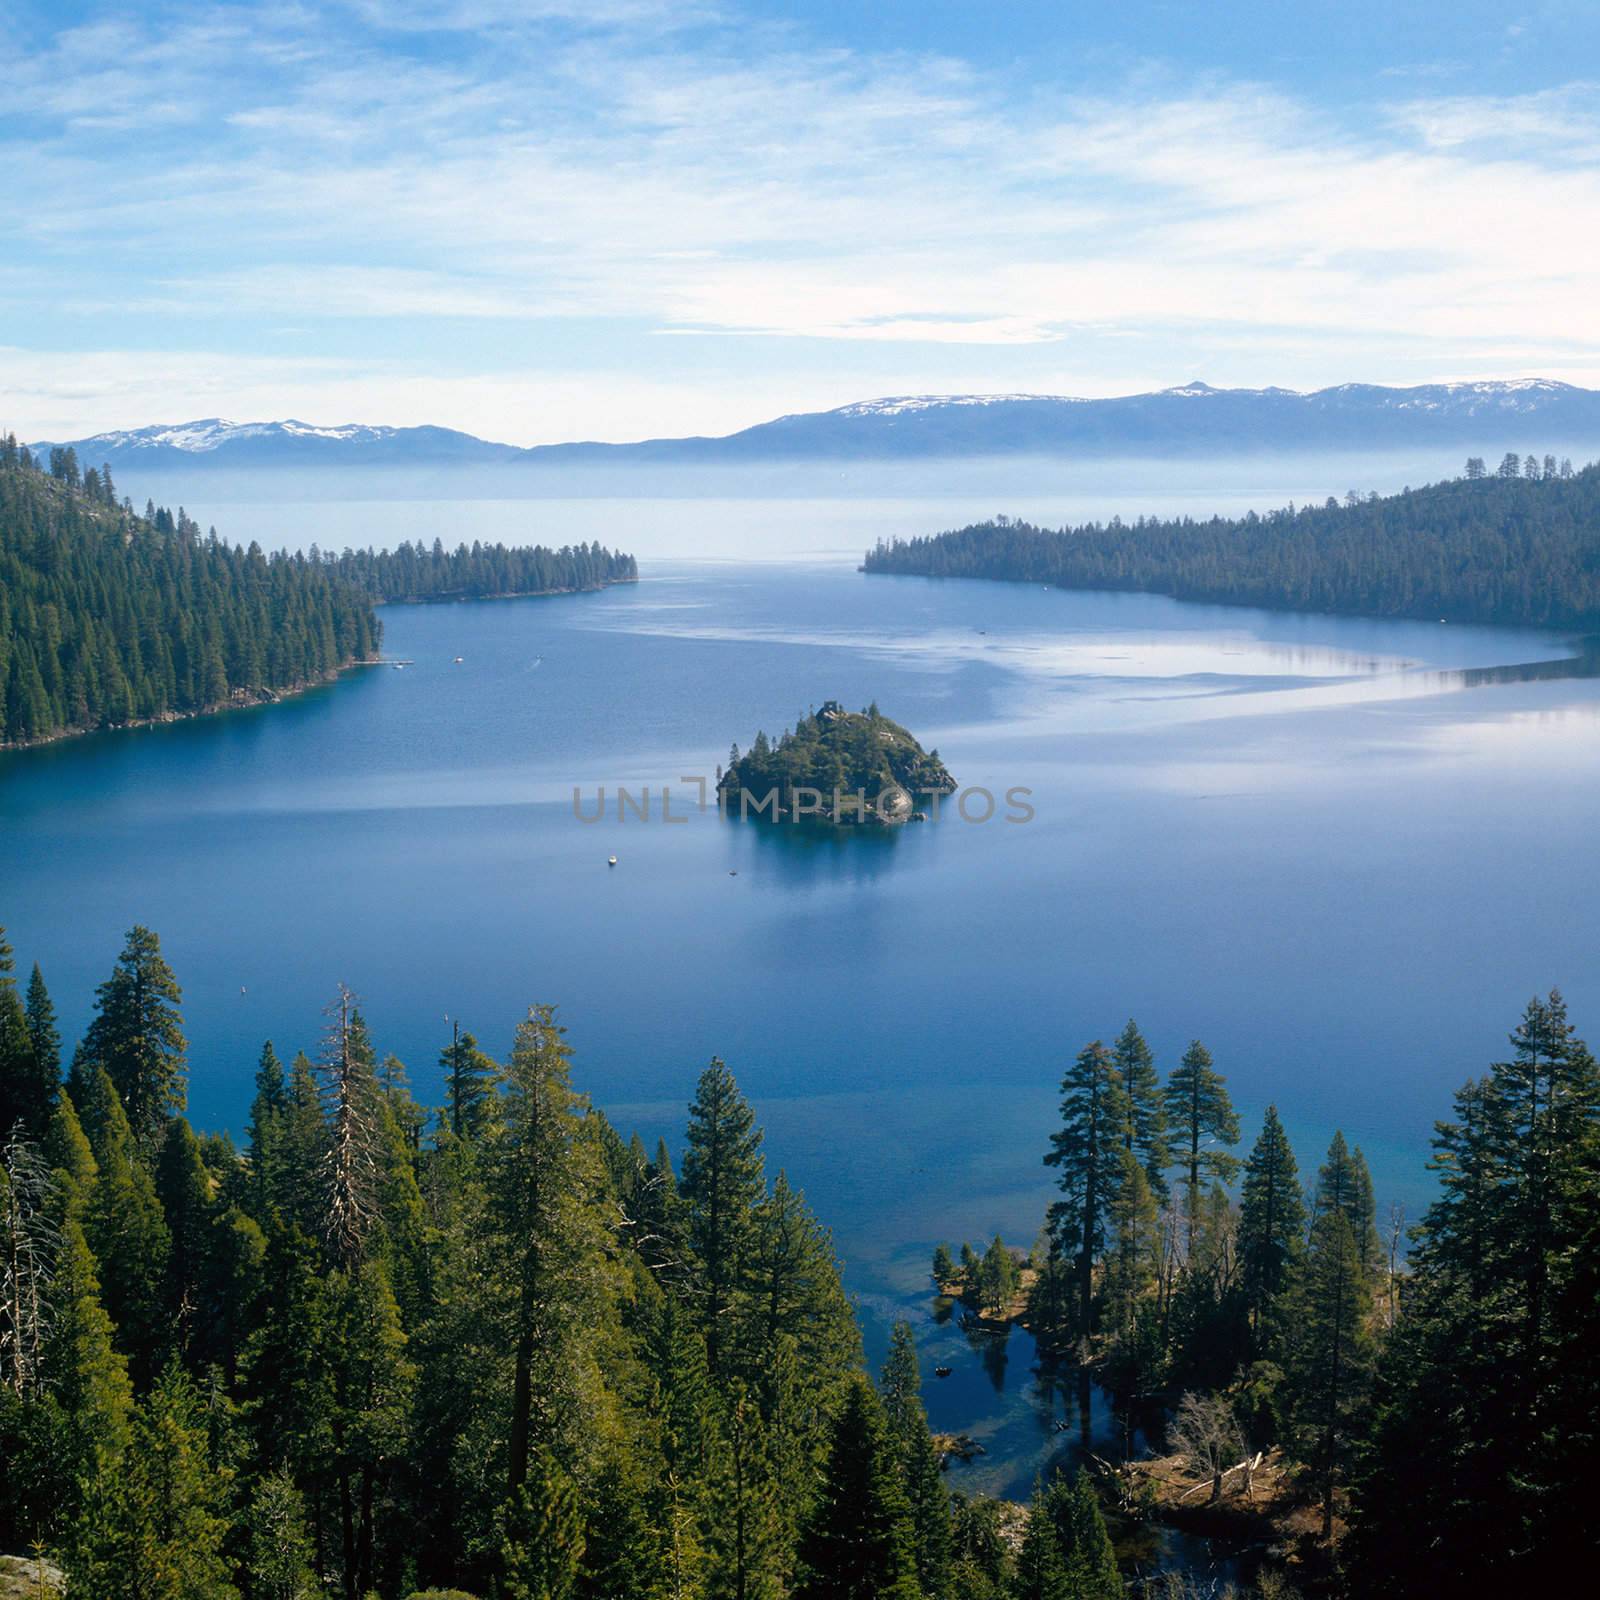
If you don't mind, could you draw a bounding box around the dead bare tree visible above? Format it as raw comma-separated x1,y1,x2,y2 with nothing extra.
1385,1202,1406,1330
1170,1389,1246,1505
317,985,381,1270
0,1131,60,1396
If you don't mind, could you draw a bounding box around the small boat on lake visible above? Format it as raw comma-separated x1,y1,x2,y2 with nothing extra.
608,856,618,866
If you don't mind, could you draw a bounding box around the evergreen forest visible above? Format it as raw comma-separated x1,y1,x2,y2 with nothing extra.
0,438,635,747
862,455,1600,629
719,702,956,822
2,918,1596,1596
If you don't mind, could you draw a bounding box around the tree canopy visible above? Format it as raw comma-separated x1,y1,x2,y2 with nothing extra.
862,457,1600,629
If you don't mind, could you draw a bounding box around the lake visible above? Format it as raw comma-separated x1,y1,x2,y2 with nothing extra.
5,521,1600,1498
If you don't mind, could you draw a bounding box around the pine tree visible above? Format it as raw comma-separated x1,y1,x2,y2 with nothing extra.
1101,1149,1163,1412
330,1258,416,1599
977,1236,1018,1316
79,1067,171,1383
948,1492,1009,1598
879,1322,951,1600
1164,1041,1241,1255
1012,1485,1073,1600
1293,1201,1372,1540
1017,1471,1121,1600
442,1023,497,1142
489,1005,608,1495
1112,1019,1169,1202
43,1215,132,1493
499,1448,585,1600
1044,1041,1127,1336
24,966,60,1090
1047,1470,1121,1599
42,1094,96,1221
246,1469,318,1600
577,1455,662,1600
1349,996,1600,1592
706,1381,784,1600
63,1363,240,1599
644,1289,717,1487
634,1135,687,1282
0,951,54,1141
740,1171,860,1477
239,1224,336,1508
1482,991,1598,1369
74,924,188,1151
154,1117,215,1364
1237,1107,1305,1358
1311,1132,1380,1286
681,1058,765,1379
247,1040,289,1220
793,1375,922,1600
279,1051,327,1237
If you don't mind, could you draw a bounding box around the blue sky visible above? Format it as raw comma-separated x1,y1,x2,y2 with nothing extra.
4,0,1599,443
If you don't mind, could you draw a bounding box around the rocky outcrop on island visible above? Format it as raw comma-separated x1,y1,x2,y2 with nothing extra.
718,700,955,824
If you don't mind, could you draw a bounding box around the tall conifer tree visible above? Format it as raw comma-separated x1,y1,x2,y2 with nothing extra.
793,1375,922,1600
490,1006,608,1495
681,1059,765,1380
1045,1041,1127,1336
74,925,188,1152
879,1321,951,1600
1294,1196,1372,1540
1164,1041,1241,1255
1112,1019,1169,1202
1238,1106,1305,1357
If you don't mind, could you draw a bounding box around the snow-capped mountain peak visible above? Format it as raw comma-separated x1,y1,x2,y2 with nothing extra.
58,419,402,455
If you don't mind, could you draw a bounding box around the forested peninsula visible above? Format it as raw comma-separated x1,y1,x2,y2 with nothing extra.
2,916,1596,1598
0,438,636,748
863,454,1600,629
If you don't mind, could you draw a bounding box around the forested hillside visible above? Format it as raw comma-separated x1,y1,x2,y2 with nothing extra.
0,438,637,748
0,437,380,746
863,454,1600,628
0,922,934,1600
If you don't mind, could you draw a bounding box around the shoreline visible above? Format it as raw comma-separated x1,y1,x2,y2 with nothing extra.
371,574,638,606
0,575,640,755
0,659,384,754
859,564,1600,641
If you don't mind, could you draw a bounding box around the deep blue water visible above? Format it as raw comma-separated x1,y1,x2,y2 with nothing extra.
5,556,1599,1495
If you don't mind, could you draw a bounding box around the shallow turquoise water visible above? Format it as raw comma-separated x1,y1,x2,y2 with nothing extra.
5,556,1598,1493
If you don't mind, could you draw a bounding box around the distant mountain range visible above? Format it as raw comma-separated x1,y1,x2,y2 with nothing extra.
34,380,1600,471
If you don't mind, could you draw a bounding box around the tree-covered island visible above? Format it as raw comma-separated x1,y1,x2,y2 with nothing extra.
718,701,956,823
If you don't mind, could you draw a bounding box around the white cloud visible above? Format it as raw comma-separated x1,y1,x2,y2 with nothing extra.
3,4,1600,437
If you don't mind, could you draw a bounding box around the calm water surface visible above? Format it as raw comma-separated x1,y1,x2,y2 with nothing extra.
5,550,1599,1496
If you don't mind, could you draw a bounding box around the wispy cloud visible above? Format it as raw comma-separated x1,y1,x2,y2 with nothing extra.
3,2,1600,439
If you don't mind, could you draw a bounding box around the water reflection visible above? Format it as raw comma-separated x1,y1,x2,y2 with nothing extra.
914,1301,1155,1499
726,812,917,885
1457,636,1600,687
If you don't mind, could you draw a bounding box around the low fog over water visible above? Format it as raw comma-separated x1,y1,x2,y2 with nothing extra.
110,446,1600,561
